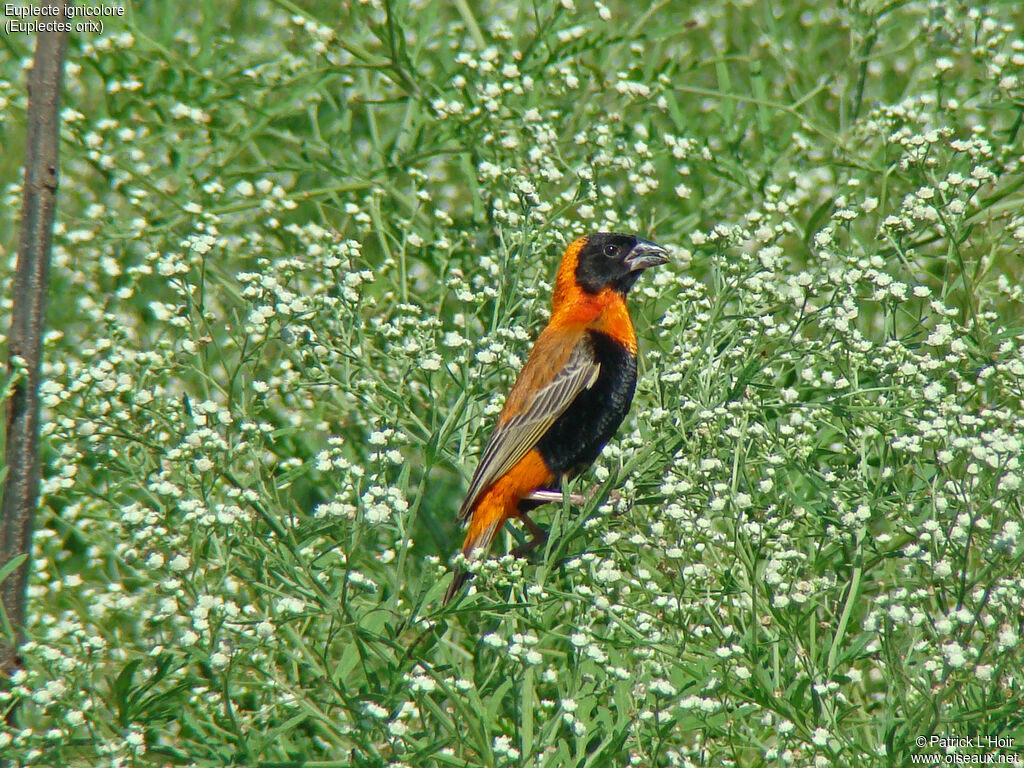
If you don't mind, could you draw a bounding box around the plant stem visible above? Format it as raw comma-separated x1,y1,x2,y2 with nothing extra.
0,0,70,692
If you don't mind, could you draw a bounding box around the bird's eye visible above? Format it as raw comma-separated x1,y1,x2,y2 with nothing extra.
603,244,617,257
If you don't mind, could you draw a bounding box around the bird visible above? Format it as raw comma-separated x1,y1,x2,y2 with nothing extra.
442,232,669,604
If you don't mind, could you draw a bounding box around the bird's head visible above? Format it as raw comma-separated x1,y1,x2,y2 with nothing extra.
569,232,669,295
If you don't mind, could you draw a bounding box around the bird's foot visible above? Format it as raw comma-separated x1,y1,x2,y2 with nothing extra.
511,512,548,557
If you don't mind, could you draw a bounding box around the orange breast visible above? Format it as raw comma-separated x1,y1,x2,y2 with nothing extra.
553,286,637,354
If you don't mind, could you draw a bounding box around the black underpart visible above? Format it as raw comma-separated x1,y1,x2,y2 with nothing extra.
534,330,637,477
574,232,643,295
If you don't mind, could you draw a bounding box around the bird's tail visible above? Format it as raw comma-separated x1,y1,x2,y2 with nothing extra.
441,567,472,606
442,500,506,605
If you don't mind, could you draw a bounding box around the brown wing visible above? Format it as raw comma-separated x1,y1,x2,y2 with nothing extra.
457,331,600,520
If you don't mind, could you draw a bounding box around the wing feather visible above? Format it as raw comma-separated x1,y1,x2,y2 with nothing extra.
458,336,599,520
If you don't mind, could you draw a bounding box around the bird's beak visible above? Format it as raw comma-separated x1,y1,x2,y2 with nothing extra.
624,239,670,272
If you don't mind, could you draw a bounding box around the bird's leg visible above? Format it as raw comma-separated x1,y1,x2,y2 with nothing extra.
523,489,587,505
525,481,621,507
511,512,548,557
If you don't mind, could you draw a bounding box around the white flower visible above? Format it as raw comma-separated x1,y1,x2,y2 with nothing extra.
926,323,953,346
651,679,677,696
997,625,1019,651
388,719,408,737
210,651,230,668
409,673,437,693
365,503,391,524
943,642,967,668
493,734,520,759
443,332,466,348
923,381,944,401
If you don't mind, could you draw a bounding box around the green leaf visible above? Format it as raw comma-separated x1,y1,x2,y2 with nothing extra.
0,553,27,587
113,659,143,726
521,666,535,760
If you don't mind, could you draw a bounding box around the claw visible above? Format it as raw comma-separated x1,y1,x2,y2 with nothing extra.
511,512,548,557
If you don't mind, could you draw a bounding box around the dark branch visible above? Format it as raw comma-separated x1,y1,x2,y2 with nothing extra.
0,1,70,684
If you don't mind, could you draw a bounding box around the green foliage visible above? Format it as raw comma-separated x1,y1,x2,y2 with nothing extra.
2,0,1024,766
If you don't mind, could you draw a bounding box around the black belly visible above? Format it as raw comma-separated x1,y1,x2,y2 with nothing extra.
534,330,638,478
